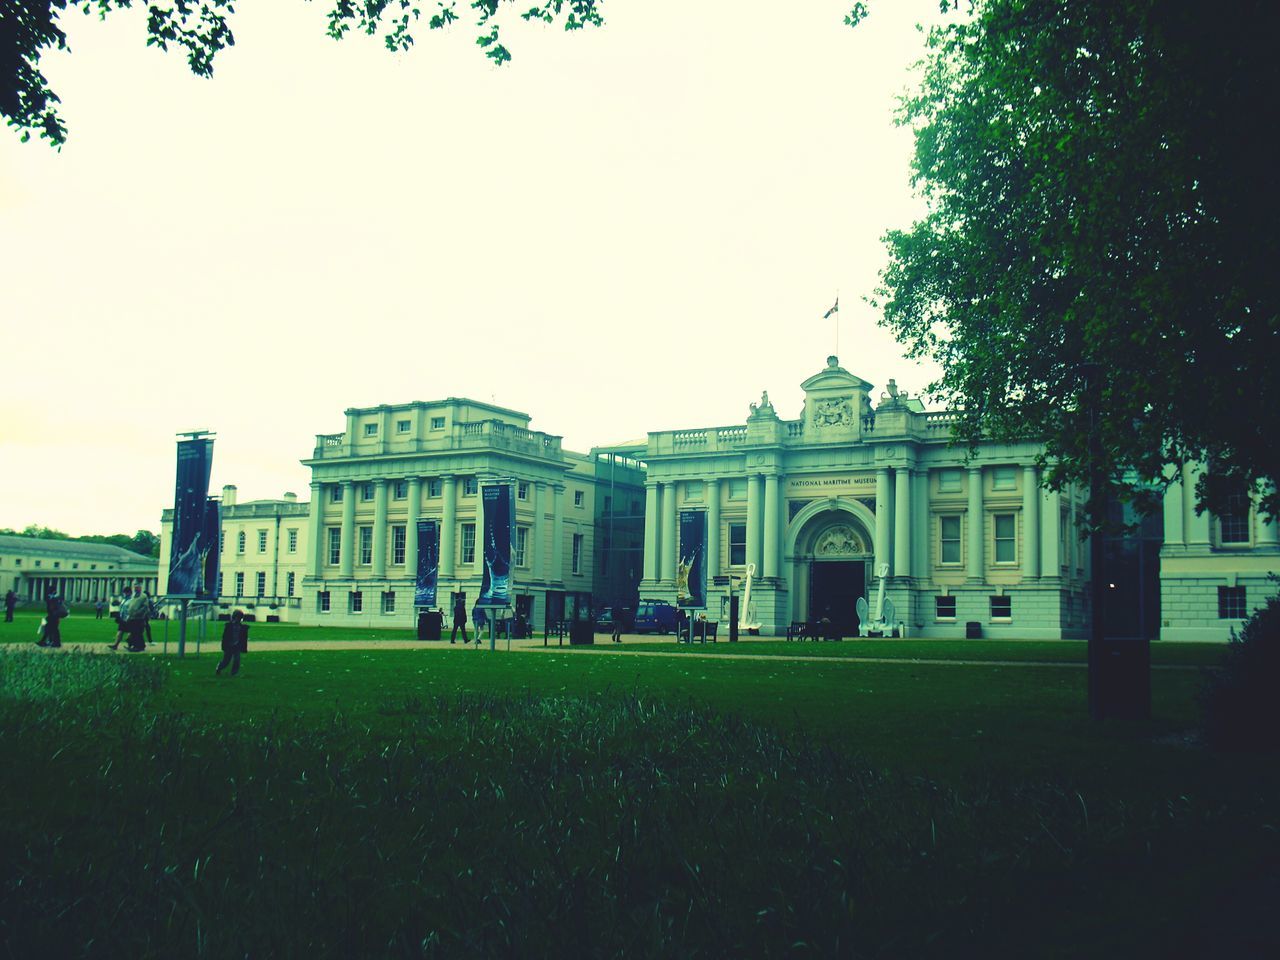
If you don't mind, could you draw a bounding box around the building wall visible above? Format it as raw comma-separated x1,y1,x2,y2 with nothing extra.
0,534,158,606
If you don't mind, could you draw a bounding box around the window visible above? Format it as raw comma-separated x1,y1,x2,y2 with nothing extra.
517,481,530,500
33,561,40,567
938,469,961,493
364,422,379,436
992,466,1017,491
729,523,747,566
515,525,529,567
72,563,78,570
684,481,703,501
1218,586,1247,619
939,516,961,564
428,478,442,498
327,528,341,565
53,562,60,569
993,514,1016,564
990,595,1012,619
463,477,477,496
350,591,363,613
287,529,298,553
361,482,375,501
286,572,295,596
331,485,343,503
359,526,373,565
461,523,476,564
935,596,956,619
573,490,584,508
1219,492,1251,544
393,480,408,500
234,572,244,596
382,591,396,614
217,572,224,596
237,531,246,554
728,479,746,500
603,495,612,514
318,590,331,613
572,533,584,574
256,571,266,597
220,531,225,553
396,419,411,433
392,526,406,565
257,529,268,553
431,416,445,430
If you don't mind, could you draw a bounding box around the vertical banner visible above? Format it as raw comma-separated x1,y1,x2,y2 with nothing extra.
415,520,440,607
201,498,222,598
479,483,514,606
166,436,214,597
677,510,706,608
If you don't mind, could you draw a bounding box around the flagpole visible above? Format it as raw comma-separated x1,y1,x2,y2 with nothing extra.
835,289,840,359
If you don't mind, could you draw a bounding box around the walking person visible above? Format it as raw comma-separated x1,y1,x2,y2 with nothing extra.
450,594,468,645
216,610,249,676
38,585,67,648
4,589,16,622
611,607,622,644
472,603,488,644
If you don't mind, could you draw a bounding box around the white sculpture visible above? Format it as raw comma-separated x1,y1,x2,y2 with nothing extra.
857,563,896,636
738,563,762,634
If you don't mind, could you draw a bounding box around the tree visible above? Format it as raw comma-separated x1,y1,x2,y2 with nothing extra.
875,0,1280,521
2,0,604,146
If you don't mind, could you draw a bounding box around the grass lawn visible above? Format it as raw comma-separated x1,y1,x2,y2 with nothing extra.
1,613,1275,958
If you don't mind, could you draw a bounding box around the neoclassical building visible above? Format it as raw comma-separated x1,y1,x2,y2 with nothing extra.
632,357,1277,640
0,534,159,605
296,398,644,629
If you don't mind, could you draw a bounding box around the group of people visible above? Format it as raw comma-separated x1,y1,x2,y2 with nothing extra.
109,585,154,652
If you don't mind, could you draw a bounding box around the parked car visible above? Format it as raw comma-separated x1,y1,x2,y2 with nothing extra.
633,600,677,634
594,606,634,633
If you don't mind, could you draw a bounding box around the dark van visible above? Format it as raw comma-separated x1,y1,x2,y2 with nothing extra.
633,600,677,634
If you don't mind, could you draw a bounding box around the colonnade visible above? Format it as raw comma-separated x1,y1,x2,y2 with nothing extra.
1162,463,1279,549
21,575,159,603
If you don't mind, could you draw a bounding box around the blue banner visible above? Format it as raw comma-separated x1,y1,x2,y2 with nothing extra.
201,498,221,597
166,437,214,597
415,520,439,607
677,510,706,608
478,483,514,607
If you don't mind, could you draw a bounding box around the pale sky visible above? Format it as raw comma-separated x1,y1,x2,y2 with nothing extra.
1,0,948,538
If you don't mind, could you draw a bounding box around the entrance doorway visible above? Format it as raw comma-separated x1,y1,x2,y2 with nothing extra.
809,561,865,636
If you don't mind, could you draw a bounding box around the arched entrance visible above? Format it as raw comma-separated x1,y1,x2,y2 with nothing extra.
786,500,875,636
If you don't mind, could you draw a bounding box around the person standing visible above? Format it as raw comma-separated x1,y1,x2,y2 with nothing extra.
118,584,147,652
4,590,16,622
450,594,468,645
216,610,249,676
94,598,105,619
38,586,66,648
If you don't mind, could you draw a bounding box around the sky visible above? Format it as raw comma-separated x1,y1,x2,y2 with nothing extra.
1,0,950,538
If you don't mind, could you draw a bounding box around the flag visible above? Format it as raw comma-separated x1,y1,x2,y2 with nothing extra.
823,297,839,319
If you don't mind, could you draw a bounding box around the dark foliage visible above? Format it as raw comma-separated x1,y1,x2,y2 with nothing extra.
1201,587,1280,752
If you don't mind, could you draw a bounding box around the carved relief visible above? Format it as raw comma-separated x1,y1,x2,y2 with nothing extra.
814,524,866,557
811,397,855,427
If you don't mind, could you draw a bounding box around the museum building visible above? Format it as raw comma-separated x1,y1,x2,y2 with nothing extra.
627,356,1277,641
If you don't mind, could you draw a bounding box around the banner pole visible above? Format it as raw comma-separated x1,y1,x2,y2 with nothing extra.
178,598,188,658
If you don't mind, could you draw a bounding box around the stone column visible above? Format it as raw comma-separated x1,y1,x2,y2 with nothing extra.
1183,461,1211,545
894,467,912,577
1161,467,1184,547
911,469,930,580
966,466,984,582
440,475,457,578
533,481,546,580
706,478,721,581
660,483,677,582
763,473,781,578
405,477,421,574
746,474,762,574
874,468,891,577
339,480,355,577
551,483,565,582
642,482,659,582
372,478,388,578
308,482,324,578
1022,465,1040,579
1040,485,1061,578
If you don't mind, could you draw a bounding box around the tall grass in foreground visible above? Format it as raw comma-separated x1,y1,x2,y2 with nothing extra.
0,662,1273,958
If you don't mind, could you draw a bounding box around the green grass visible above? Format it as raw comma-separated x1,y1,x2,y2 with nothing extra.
1,618,1275,958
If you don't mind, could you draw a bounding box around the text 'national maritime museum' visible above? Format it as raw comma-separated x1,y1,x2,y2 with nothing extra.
159,357,1277,641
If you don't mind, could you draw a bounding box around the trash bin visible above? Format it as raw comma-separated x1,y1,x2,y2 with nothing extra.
418,610,443,641
965,621,982,639
569,621,594,646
